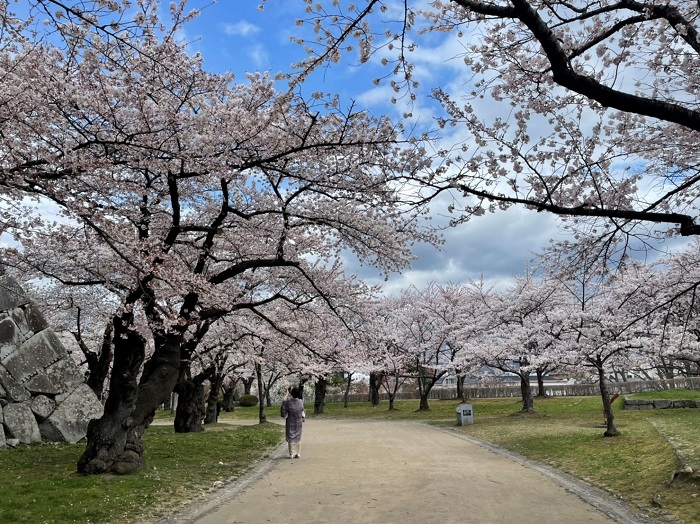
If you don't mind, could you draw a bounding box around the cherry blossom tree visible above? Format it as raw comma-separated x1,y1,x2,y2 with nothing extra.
388,285,457,410
420,282,487,402
1,1,436,474
645,242,700,377
358,298,414,410
292,1,700,251
481,273,573,412
539,245,658,435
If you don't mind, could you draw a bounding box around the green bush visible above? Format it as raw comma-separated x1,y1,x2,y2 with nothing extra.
239,394,259,407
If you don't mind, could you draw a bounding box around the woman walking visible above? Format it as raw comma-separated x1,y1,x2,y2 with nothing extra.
281,387,305,458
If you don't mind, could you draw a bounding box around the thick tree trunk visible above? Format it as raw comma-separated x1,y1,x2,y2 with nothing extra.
455,371,467,402
388,394,396,410
222,382,237,412
314,377,327,415
417,368,440,411
297,377,308,396
369,372,381,406
78,315,181,474
175,366,214,433
77,316,146,475
343,372,353,408
242,376,254,396
536,369,547,398
174,378,205,433
418,391,430,410
519,373,534,413
597,359,620,437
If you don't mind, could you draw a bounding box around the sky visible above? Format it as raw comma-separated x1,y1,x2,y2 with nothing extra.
173,1,573,293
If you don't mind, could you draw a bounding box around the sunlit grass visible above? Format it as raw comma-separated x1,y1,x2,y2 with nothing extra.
4,391,700,523
629,389,700,400
0,423,283,524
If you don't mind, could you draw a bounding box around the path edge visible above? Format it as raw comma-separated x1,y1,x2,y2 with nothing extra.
158,440,288,523
433,424,661,524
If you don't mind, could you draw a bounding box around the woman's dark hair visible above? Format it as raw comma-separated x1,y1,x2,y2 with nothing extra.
290,387,302,399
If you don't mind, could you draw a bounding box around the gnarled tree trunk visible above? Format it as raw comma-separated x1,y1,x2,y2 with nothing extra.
77,319,181,475
174,366,214,433
222,380,237,412
77,315,145,475
80,322,113,401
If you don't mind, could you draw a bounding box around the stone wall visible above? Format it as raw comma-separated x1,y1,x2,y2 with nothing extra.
0,268,103,448
623,398,700,410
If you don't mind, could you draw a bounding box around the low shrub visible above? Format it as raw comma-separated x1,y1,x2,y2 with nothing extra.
239,394,259,407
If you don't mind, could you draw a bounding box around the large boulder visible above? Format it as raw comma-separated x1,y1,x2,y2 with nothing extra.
45,357,85,398
38,384,103,444
0,363,30,402
31,395,56,422
0,273,102,446
4,402,41,444
4,330,66,384
0,275,30,312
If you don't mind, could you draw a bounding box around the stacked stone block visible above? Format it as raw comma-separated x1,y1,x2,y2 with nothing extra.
0,268,103,448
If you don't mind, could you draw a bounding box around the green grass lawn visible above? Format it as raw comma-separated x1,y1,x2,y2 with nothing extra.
3,393,699,523
629,389,700,400
0,422,283,524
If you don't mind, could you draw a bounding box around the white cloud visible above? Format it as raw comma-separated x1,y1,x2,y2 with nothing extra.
222,21,261,37
247,44,270,70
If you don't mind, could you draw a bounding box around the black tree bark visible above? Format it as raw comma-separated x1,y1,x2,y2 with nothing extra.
369,372,381,406
536,369,547,398
255,362,267,423
242,376,254,396
597,357,620,437
77,315,145,475
204,370,224,425
417,365,445,411
222,380,237,412
314,377,327,415
174,366,214,433
519,372,534,413
79,321,113,401
343,371,353,408
455,369,467,402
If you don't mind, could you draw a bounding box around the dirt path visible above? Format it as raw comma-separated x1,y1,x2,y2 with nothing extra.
162,419,654,524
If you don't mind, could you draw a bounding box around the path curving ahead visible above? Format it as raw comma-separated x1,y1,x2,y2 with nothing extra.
163,419,653,524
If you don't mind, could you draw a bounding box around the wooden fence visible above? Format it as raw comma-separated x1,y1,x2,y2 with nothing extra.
323,376,700,403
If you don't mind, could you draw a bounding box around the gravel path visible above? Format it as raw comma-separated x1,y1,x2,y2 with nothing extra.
161,419,655,524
